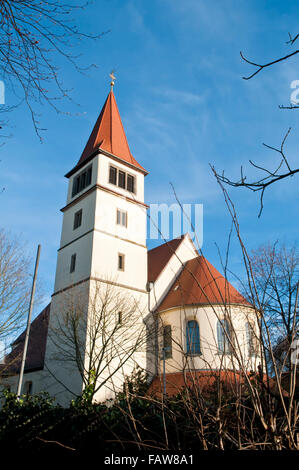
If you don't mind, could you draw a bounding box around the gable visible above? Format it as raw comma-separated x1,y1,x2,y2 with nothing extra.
148,237,185,283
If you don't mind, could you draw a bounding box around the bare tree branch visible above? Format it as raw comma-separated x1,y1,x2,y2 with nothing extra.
213,128,298,217
0,0,108,138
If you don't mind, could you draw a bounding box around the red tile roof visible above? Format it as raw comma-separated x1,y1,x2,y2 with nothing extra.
0,304,50,376
148,370,248,397
70,90,147,176
148,371,284,398
148,236,186,283
158,255,250,311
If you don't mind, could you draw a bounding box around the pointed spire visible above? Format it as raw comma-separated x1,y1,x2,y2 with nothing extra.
71,88,147,175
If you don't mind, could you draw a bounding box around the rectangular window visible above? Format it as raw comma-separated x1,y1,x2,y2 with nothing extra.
108,165,137,194
79,171,86,192
163,325,172,359
246,322,258,356
117,311,122,325
72,165,92,197
109,166,117,185
73,175,80,197
118,170,126,189
118,253,125,271
70,253,76,273
86,167,92,186
116,209,127,227
24,381,33,395
126,174,135,193
73,209,82,230
217,319,232,354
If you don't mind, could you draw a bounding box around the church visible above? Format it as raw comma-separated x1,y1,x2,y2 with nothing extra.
0,81,261,405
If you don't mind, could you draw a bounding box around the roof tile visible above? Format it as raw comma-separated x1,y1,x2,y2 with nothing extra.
148,237,185,283
158,255,250,311
77,90,146,173
0,304,50,375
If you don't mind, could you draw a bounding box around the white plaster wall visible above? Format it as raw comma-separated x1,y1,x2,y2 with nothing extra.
85,279,148,403
54,231,93,293
0,370,45,396
94,190,147,247
41,283,91,406
91,230,148,292
159,304,262,374
60,190,96,248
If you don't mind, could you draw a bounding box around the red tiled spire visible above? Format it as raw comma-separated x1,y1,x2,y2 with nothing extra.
76,90,146,173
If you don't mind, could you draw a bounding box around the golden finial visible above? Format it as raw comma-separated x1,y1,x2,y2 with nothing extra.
109,70,116,90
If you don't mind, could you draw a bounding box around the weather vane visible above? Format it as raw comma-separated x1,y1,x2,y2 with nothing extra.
109,70,116,90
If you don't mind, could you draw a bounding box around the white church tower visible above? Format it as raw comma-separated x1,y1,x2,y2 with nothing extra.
44,82,149,404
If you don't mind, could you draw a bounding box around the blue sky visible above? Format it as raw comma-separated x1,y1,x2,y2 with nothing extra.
1,0,298,314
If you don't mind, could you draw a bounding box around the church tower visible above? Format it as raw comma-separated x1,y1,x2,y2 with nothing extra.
44,83,149,404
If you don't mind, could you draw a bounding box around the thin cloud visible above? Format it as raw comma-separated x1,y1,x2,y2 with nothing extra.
152,88,205,106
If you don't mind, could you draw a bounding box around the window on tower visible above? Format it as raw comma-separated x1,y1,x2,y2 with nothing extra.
108,165,136,194
73,209,82,230
72,165,92,197
118,170,126,189
109,166,117,185
116,209,127,227
118,253,125,271
70,253,76,273
127,174,135,193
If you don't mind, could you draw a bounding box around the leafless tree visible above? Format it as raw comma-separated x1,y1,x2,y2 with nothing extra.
0,0,106,138
48,280,150,403
245,242,299,373
0,229,32,343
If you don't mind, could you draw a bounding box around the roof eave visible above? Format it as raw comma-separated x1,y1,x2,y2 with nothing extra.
158,302,254,314
65,148,148,179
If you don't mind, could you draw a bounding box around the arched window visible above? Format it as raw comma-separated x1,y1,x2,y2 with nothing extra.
163,325,172,359
217,319,232,354
186,320,201,354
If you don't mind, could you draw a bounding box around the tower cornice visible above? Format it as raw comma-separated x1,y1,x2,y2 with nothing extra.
60,182,149,213
65,148,148,179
